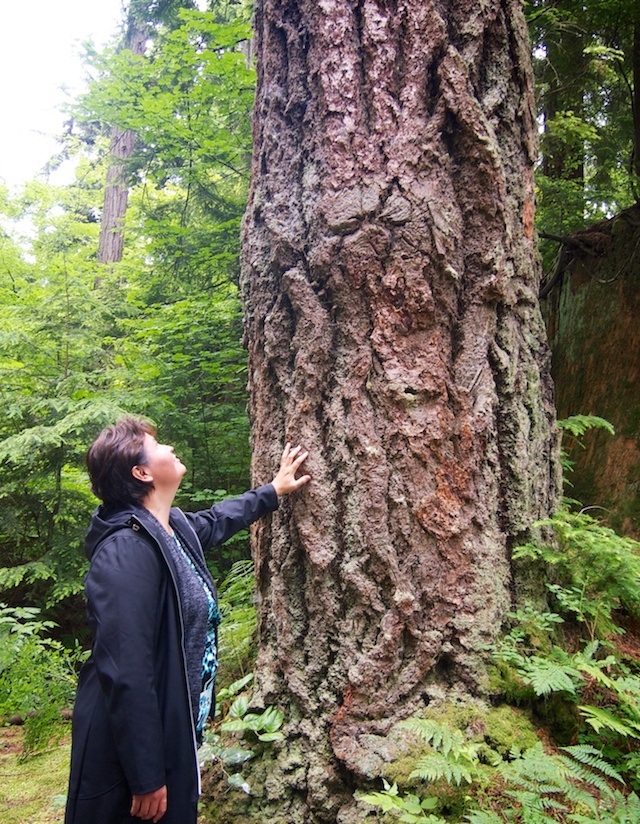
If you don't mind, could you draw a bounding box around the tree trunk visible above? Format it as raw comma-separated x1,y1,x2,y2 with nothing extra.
241,1,560,821
543,205,640,538
97,25,147,266
541,1,586,183
633,19,640,180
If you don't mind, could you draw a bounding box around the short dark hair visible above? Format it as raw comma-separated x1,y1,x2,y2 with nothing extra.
87,417,156,506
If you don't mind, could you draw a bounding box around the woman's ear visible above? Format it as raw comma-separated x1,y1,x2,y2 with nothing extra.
131,465,152,483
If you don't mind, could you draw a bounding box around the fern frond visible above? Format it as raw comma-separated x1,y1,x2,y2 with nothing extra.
499,743,567,795
561,744,624,783
504,788,567,822
558,415,615,439
575,660,616,690
399,718,466,757
579,705,640,738
578,790,640,824
409,751,475,786
556,757,614,801
522,656,582,695
562,781,598,813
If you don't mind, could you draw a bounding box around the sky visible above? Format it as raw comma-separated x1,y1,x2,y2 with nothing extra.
0,0,125,189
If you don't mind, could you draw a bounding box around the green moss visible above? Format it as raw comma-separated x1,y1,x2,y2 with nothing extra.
383,750,425,785
487,661,536,705
384,701,540,786
481,706,540,756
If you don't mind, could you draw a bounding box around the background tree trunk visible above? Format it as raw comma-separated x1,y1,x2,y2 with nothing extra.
97,26,147,266
543,205,640,538
633,18,640,180
541,1,586,184
241,1,560,820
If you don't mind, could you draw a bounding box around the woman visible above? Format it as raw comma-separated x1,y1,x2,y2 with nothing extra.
65,416,310,824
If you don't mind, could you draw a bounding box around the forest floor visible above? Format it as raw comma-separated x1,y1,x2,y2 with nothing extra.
0,727,69,824
0,726,216,823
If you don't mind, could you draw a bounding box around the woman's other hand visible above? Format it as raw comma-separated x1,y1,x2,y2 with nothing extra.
131,785,168,822
271,443,311,496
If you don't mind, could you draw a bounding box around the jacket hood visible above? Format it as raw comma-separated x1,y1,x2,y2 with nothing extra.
84,503,154,560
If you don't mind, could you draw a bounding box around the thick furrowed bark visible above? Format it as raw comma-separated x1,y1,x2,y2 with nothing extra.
241,1,560,820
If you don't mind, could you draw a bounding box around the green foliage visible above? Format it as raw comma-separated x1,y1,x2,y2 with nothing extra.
73,8,255,292
0,604,86,756
202,677,285,795
0,5,256,614
0,193,133,604
216,559,257,687
359,780,445,824
398,719,486,786
529,0,638,270
513,508,640,638
557,416,615,480
494,742,620,821
557,416,616,441
360,726,636,824
220,701,284,743
201,555,283,793
364,478,640,823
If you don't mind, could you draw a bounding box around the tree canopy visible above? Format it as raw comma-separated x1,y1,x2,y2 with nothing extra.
0,4,256,613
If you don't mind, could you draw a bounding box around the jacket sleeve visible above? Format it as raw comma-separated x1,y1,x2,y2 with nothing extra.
184,484,278,550
85,532,167,796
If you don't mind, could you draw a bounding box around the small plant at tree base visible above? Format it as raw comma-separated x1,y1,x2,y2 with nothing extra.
215,559,258,689
220,695,284,742
513,508,640,640
200,672,285,795
358,722,635,824
358,779,445,823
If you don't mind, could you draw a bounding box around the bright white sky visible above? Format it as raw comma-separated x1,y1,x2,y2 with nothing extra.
0,0,125,189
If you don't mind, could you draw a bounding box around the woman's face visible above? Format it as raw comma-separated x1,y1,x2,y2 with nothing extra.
138,432,187,490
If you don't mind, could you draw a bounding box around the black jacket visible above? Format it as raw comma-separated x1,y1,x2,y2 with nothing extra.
65,485,278,824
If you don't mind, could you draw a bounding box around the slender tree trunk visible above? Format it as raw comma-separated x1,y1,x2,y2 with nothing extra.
97,26,147,266
633,19,640,180
541,1,586,183
241,1,560,821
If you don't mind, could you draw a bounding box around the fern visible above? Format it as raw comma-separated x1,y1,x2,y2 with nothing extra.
410,751,476,786
497,742,609,819
578,705,640,738
464,812,503,824
557,416,615,478
560,744,624,784
398,718,484,785
523,656,583,696
216,560,258,689
568,791,640,823
513,508,640,632
557,416,615,440
400,718,468,756
555,751,618,802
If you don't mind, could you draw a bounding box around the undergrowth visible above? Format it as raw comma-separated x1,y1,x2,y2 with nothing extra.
0,605,85,756
360,417,640,823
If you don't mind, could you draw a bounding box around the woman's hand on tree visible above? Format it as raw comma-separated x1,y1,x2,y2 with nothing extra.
271,443,311,496
131,785,167,822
